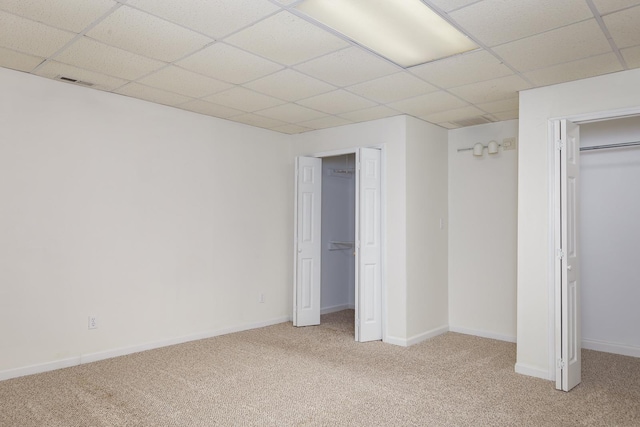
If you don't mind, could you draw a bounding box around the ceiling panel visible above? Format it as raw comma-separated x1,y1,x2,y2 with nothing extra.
229,113,287,130
297,90,377,115
294,47,399,87
298,116,352,130
423,105,486,124
85,6,213,62
203,87,286,112
449,74,531,103
115,83,192,106
0,11,76,57
0,46,43,72
138,66,233,98
493,110,519,121
271,124,313,134
347,72,437,103
410,50,513,89
244,69,335,101
179,99,244,119
603,6,640,48
338,105,400,123
257,103,327,123
0,0,116,33
524,53,624,87
55,37,166,80
476,98,519,114
449,0,593,47
225,11,348,66
621,45,640,68
34,61,128,91
176,43,283,84
592,0,640,14
493,20,612,72
389,91,468,117
127,0,278,39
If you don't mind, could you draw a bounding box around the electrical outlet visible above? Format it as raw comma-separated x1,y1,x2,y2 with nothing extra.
259,293,265,303
88,316,98,330
503,137,517,151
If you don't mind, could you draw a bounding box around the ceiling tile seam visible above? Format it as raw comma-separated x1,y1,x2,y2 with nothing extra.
115,80,225,105
176,99,247,119
521,51,626,75
585,0,629,69
204,86,290,108
30,2,126,74
442,0,484,14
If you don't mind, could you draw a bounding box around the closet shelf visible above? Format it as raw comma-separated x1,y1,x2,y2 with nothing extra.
328,241,354,251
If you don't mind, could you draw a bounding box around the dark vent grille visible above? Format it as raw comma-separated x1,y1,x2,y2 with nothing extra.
56,75,95,87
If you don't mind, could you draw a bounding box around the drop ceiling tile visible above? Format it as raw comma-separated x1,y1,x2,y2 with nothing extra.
592,0,640,14
225,11,348,66
476,98,520,114
603,6,640,49
138,66,232,98
410,50,512,88
203,87,285,112
271,124,312,134
298,116,352,130
449,74,530,103
33,61,128,91
338,105,400,123
176,43,283,84
0,11,76,57
437,122,460,129
493,110,519,121
524,53,624,87
422,106,486,124
427,0,482,12
179,99,244,119
297,90,377,115
294,47,399,87
389,91,468,117
621,45,640,68
86,6,212,62
450,0,593,47
273,0,299,5
0,47,43,72
244,69,335,101
493,20,612,72
127,0,278,39
229,113,287,129
347,72,437,103
115,83,192,106
56,37,166,80
257,103,327,123
0,0,115,32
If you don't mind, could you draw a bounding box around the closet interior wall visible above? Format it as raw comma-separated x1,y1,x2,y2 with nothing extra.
580,116,640,356
321,154,356,314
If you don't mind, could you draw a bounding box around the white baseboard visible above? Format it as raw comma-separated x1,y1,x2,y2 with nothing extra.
320,304,355,315
515,362,552,380
0,315,291,382
449,326,517,343
385,325,449,347
582,339,640,358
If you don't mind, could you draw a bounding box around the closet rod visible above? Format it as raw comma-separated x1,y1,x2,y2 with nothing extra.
580,140,640,152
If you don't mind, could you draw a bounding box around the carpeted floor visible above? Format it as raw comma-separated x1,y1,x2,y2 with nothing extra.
1,310,639,426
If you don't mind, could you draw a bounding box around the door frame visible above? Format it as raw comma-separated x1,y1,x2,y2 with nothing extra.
547,106,640,384
293,145,387,342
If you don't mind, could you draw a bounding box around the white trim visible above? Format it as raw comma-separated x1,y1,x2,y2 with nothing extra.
320,304,355,315
515,362,552,380
582,339,640,358
449,326,516,343
0,316,290,382
385,325,449,347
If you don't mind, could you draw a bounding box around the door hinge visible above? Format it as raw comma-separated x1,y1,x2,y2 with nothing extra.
557,249,565,260
556,139,565,150
557,358,566,369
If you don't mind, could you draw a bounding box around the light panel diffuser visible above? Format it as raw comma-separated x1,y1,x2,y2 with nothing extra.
296,0,477,68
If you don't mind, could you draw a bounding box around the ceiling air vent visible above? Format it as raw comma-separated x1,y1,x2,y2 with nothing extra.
55,75,95,87
452,116,495,127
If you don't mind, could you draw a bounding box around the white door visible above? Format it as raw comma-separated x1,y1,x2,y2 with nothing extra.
555,119,581,391
294,156,322,327
356,148,382,342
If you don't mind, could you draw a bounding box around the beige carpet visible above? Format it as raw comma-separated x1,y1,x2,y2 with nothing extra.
1,310,639,426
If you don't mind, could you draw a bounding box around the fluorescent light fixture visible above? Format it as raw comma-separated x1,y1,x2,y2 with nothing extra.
295,0,477,68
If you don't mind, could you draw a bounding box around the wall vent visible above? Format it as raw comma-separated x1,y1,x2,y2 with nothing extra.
56,75,95,87
452,116,495,127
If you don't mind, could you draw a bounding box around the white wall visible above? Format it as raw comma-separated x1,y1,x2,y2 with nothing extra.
405,117,449,342
0,68,293,379
321,154,355,312
517,68,640,380
580,117,640,355
448,120,518,342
